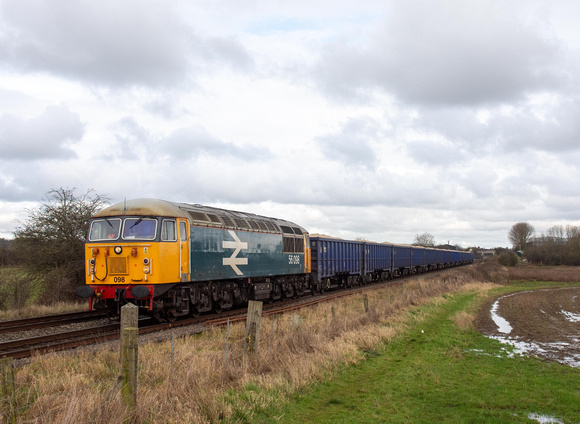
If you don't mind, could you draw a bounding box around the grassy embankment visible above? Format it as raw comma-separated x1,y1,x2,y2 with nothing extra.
0,267,85,320
255,278,580,423
6,263,580,423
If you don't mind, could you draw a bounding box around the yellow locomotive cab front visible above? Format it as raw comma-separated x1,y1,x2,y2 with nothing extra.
79,200,191,317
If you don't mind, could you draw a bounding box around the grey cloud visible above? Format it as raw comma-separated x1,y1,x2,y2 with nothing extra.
161,125,270,161
405,138,466,167
315,1,563,106
404,95,580,157
112,117,152,160
0,104,84,160
316,117,379,169
488,99,580,153
0,170,28,201
198,36,254,72
0,0,253,88
144,95,189,120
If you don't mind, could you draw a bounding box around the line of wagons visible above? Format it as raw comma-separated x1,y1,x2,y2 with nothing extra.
310,236,473,292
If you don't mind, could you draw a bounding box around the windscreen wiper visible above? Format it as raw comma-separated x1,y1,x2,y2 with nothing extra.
129,218,143,229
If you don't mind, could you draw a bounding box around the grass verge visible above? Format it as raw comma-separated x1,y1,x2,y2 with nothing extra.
252,280,580,423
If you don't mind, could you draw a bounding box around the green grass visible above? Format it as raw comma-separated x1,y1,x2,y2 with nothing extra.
251,282,580,423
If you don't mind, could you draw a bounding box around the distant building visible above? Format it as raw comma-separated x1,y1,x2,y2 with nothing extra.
478,250,495,260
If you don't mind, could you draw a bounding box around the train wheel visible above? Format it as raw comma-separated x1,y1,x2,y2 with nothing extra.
166,310,177,323
213,298,227,313
106,309,119,321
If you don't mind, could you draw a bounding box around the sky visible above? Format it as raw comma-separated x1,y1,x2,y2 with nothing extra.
1,0,579,248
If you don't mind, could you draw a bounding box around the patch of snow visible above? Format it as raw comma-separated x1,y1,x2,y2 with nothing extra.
528,413,564,423
561,310,580,322
489,334,580,368
490,299,512,334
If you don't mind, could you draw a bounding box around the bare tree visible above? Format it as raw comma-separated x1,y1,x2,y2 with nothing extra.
13,188,108,301
566,225,580,240
413,232,435,247
508,222,535,251
546,225,566,242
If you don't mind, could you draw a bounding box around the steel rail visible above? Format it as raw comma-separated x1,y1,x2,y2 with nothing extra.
0,311,105,334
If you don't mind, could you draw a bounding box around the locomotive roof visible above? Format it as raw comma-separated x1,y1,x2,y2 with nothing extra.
93,198,308,236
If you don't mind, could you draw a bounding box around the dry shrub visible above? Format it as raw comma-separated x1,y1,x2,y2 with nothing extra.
459,282,498,294
467,261,510,285
509,265,580,283
453,310,475,330
13,264,501,423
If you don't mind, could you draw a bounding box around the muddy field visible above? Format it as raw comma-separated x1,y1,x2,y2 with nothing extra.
477,287,580,367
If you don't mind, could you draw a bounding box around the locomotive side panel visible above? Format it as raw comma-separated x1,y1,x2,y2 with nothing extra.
190,227,304,281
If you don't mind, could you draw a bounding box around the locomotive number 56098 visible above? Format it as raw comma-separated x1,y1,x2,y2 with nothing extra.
288,255,300,265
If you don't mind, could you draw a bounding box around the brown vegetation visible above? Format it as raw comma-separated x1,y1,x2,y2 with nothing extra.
453,310,475,330
508,265,580,282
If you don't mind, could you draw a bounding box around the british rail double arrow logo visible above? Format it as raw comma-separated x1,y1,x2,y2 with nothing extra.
222,230,248,275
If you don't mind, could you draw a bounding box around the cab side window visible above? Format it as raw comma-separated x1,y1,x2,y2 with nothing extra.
161,220,177,241
180,221,187,241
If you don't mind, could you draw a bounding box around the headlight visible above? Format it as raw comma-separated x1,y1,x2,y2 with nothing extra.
76,286,95,298
131,285,150,298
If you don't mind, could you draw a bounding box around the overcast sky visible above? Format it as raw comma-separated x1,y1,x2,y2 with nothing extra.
1,0,579,248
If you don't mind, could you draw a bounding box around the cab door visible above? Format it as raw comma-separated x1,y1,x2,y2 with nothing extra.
178,219,190,282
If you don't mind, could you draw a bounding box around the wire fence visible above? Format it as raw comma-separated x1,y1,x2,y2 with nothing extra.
0,305,142,424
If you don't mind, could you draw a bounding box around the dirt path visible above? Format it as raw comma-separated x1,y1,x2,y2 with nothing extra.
477,287,580,367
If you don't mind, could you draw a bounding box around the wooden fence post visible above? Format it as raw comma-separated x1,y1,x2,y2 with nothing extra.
363,294,369,313
121,327,138,422
244,300,262,356
120,303,138,359
1,357,16,424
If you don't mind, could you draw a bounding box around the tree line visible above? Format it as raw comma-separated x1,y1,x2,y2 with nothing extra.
508,222,580,266
0,188,107,309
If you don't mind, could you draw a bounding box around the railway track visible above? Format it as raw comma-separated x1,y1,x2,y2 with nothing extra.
0,310,105,335
0,268,455,360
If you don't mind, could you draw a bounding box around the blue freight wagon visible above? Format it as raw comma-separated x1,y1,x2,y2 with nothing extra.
424,248,436,270
310,236,363,291
393,244,412,276
411,246,426,271
363,242,393,281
